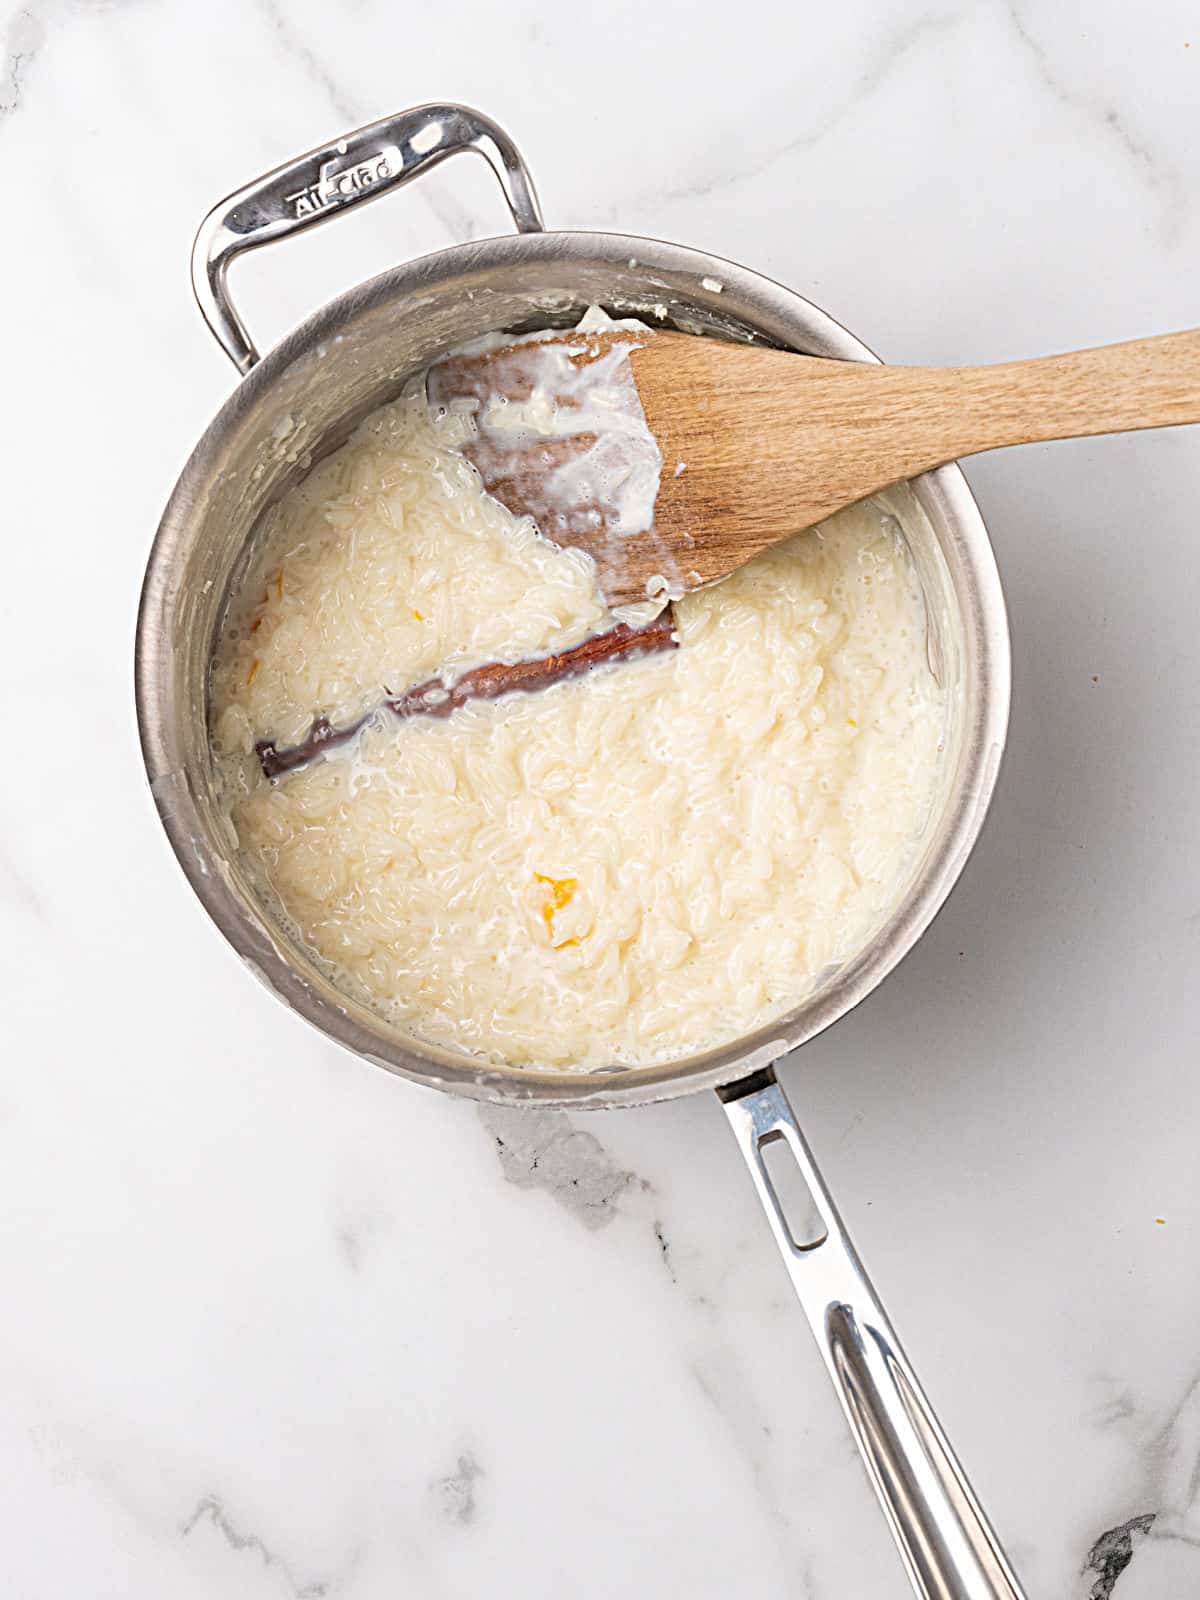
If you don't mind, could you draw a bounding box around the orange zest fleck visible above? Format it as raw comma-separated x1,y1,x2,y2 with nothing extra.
246,658,260,687
413,608,424,622
276,569,284,598
1156,1217,1166,1225
535,873,578,947
249,582,272,633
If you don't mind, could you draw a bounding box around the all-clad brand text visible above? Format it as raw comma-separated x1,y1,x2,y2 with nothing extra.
286,146,402,218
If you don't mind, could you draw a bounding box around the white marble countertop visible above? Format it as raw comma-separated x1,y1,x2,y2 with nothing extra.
3,4,1198,1596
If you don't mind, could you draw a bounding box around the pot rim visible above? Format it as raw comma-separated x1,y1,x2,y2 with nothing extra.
136,229,1011,1109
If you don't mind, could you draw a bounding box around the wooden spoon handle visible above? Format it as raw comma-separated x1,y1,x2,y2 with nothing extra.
872,328,1200,473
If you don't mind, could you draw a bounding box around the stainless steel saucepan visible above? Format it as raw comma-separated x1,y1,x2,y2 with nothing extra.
136,103,1020,1600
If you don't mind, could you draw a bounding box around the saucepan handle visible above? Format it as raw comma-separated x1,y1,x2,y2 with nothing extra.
718,1068,1026,1600
191,102,544,375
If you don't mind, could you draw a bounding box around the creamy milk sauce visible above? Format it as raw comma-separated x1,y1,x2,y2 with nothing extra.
211,315,946,1070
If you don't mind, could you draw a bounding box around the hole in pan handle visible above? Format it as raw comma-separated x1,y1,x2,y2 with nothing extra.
717,1066,1027,1600
191,102,544,375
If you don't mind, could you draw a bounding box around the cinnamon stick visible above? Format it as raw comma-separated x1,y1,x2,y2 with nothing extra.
255,608,677,779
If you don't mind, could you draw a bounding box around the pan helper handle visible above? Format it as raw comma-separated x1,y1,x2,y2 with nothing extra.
192,102,544,374
718,1067,1026,1600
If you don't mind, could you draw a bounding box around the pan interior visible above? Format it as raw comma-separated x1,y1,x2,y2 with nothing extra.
139,234,998,1107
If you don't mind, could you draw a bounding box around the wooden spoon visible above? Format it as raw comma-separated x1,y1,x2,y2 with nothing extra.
429,326,1200,609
